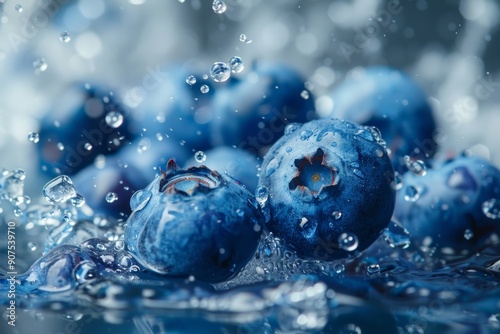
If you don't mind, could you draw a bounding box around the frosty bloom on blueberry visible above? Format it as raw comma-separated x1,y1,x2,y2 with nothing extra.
124,160,264,283
258,119,395,261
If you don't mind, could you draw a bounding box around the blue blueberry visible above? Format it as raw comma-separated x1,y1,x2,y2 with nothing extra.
258,119,395,260
326,67,437,170
131,65,215,152
124,160,264,282
211,61,317,157
38,83,136,176
185,146,260,193
394,155,500,260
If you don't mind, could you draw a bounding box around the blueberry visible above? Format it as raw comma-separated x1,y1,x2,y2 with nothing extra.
132,65,215,152
38,83,136,176
211,61,317,157
185,146,260,193
326,67,437,170
124,160,264,282
394,155,500,260
258,119,395,260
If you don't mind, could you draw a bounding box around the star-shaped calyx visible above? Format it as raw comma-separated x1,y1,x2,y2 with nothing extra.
159,159,221,196
289,148,339,200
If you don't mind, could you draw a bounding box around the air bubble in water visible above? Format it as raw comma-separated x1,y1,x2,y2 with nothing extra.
194,151,206,163
200,85,210,94
130,189,152,211
28,132,39,143
256,186,269,206
33,58,48,74
298,217,317,238
60,31,71,43
186,75,197,85
300,90,310,100
334,264,345,274
240,34,248,42
482,198,500,219
43,175,77,203
105,111,124,128
210,62,231,82
404,156,427,176
212,0,226,14
105,192,118,203
338,232,358,252
228,56,244,73
332,211,342,220
404,185,420,202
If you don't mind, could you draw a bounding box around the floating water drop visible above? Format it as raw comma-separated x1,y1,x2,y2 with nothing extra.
228,56,244,73
284,123,302,135
105,111,124,128
482,198,500,219
200,85,210,94
27,132,39,143
130,189,152,211
464,229,474,240
186,75,197,85
240,34,248,42
28,242,37,251
15,4,22,12
255,186,269,206
84,143,92,151
404,156,427,176
298,217,317,238
57,143,65,151
212,0,226,14
300,90,310,100
404,185,420,202
43,175,77,203
332,211,342,220
33,58,48,74
60,31,71,43
105,192,118,203
70,194,85,207
334,264,345,274
383,221,411,249
338,232,358,252
367,264,380,275
210,62,231,82
194,151,206,163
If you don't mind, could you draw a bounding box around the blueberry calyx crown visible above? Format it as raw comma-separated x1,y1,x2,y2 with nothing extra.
289,148,339,200
159,159,221,196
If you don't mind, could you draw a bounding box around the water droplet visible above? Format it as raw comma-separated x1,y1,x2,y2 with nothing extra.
404,185,420,202
299,130,313,141
464,229,474,240
84,143,92,151
482,198,500,219
130,189,152,211
286,147,292,153
193,151,206,163
228,56,244,73
212,0,226,14
43,175,77,203
284,123,302,135
70,194,85,207
186,75,197,85
334,264,345,274
57,143,65,151
331,142,337,147
298,217,317,238
256,186,269,206
210,62,231,82
60,31,71,43
28,242,37,251
367,264,380,275
391,172,404,190
239,34,248,42
28,132,39,143
339,323,362,334
404,156,427,176
375,149,384,157
352,169,364,179
300,90,310,100
383,221,411,249
105,192,118,203
338,232,358,252
74,262,97,284
15,4,22,12
332,211,342,220
33,58,48,74
105,111,124,128
200,84,210,94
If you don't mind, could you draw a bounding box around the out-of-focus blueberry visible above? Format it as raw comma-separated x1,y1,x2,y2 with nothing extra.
395,155,500,260
38,83,136,177
124,160,264,282
185,146,260,193
258,118,395,261
326,67,437,170
212,61,317,157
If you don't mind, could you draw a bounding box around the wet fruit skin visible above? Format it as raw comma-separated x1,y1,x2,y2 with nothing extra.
211,61,317,157
124,160,264,283
258,119,396,261
394,155,500,260
325,67,437,171
38,83,136,177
